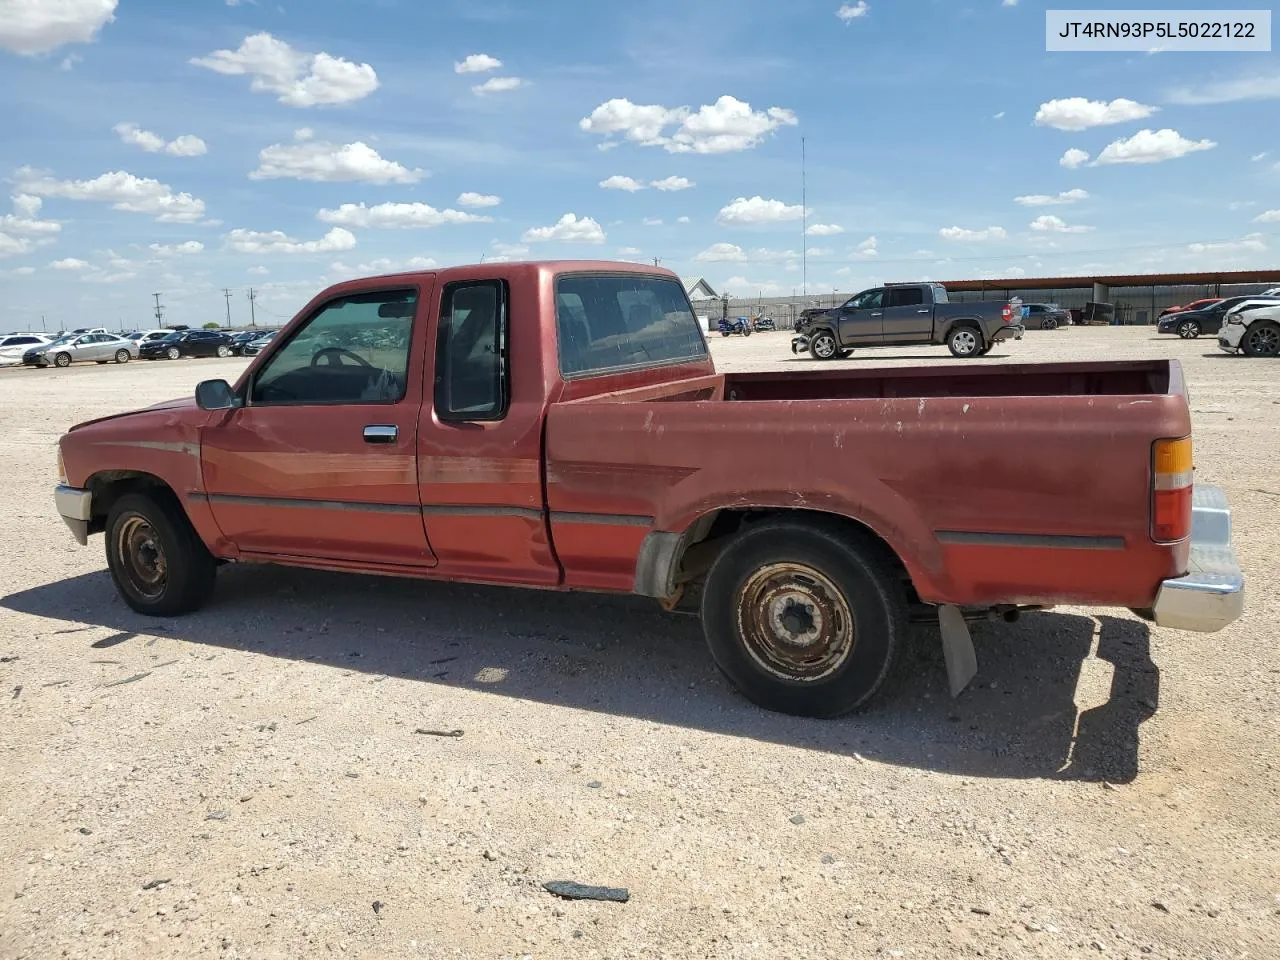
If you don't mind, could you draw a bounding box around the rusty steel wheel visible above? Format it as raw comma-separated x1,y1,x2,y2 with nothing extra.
735,562,855,682
105,492,217,616
114,515,169,601
701,520,907,717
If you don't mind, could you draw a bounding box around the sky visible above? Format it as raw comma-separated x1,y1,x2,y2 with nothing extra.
0,0,1278,329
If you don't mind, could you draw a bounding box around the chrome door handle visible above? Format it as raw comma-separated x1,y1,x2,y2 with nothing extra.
917,309,931,314
870,312,883,317
363,425,398,444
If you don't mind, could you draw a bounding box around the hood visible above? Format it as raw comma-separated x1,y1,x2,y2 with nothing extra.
68,397,196,432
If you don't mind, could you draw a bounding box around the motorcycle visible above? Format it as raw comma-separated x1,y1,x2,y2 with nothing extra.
752,315,776,331
718,316,752,337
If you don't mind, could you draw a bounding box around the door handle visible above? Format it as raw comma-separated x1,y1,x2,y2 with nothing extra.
870,312,883,317
363,425,398,444
917,309,931,314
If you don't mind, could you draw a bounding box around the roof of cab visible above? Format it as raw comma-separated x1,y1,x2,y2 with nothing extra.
353,259,680,286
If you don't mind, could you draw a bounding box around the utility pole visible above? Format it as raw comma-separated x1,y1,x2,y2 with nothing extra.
801,136,807,300
223,288,233,328
652,256,662,267
41,314,47,332
152,293,164,326
246,288,257,327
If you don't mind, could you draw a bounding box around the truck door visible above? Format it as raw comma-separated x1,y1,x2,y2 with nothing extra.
199,283,437,567
415,276,560,586
836,288,886,344
881,286,933,341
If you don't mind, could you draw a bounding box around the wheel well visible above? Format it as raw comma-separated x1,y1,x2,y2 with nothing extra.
657,507,915,610
85,471,179,536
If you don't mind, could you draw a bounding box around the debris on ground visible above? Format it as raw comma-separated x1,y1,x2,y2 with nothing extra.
414,728,464,737
543,881,630,903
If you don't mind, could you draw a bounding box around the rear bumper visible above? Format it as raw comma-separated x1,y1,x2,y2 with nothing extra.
1151,485,1244,632
991,323,1025,343
55,484,93,546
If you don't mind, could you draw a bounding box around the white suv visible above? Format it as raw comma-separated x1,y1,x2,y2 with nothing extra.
1219,301,1280,356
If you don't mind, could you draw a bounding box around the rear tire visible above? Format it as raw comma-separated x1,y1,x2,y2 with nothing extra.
700,520,907,717
105,492,217,616
1242,320,1280,357
1178,319,1201,339
808,330,839,361
216,344,231,358
115,350,130,364
1043,318,1058,331
947,325,983,358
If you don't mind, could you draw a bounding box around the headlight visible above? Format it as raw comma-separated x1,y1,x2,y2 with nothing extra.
1225,314,1244,325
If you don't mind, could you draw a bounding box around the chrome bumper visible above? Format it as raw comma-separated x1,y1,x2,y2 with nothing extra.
55,484,92,546
1152,485,1244,632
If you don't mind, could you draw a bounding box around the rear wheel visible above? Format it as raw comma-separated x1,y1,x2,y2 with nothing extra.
54,352,72,368
216,344,231,358
1178,319,1201,339
1043,318,1058,331
1242,320,1280,358
700,520,907,717
947,325,983,358
105,493,217,616
115,349,130,364
809,330,839,360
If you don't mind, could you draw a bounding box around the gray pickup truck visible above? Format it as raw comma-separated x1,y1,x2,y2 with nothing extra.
792,282,1024,359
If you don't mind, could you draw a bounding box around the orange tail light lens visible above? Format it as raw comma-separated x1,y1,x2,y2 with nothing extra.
1151,437,1193,542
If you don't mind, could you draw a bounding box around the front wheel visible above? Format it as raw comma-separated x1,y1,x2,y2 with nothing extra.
808,330,839,360
114,350,130,364
947,326,983,358
700,520,907,717
166,347,180,360
742,327,752,337
1242,321,1280,357
105,493,217,616
54,352,72,368
1178,320,1201,339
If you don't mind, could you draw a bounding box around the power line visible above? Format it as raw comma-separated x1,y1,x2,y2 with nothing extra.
151,293,164,325
223,288,233,328
246,287,257,327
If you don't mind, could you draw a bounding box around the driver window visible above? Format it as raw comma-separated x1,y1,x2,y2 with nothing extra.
850,290,884,310
250,288,417,405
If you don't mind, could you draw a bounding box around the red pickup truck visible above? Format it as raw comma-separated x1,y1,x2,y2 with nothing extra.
54,261,1244,717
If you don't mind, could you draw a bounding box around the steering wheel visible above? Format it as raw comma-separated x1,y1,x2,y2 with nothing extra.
311,347,371,368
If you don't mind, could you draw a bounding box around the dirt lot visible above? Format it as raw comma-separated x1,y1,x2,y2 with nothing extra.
1,328,1277,960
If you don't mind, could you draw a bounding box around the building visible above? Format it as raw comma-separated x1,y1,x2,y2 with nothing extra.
682,277,719,301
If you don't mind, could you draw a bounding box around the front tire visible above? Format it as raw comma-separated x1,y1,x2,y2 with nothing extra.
54,352,72,368
115,349,131,364
105,493,217,616
1242,321,1280,357
1178,319,1201,339
166,347,180,360
947,325,983,358
700,520,907,717
808,330,839,361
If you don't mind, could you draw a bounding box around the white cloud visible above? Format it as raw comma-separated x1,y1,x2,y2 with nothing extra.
191,32,379,107
10,265,36,275
806,223,844,236
676,215,691,224
149,240,204,256
617,246,643,255
855,236,879,257
81,269,136,284
1228,201,1255,211
226,226,357,255
1014,188,1088,206
59,53,82,70
642,217,663,226
491,241,529,257
1033,97,1157,131
599,175,646,192
114,123,208,157
717,196,806,226
0,0,117,54
473,77,523,95
1095,128,1216,165
1188,233,1267,255
1059,148,1090,169
579,95,797,154
457,192,501,208
1030,214,1093,234
694,243,748,262
836,2,869,21
939,225,1007,242
0,232,34,258
17,167,208,223
1251,152,1269,162
455,53,502,74
1,194,61,235
1002,0,1018,6
721,275,787,296
522,213,606,243
1253,210,1280,224
50,257,90,270
251,135,424,184
331,256,439,278
806,247,833,257
248,265,270,275
651,175,694,191
1167,74,1280,106
317,201,492,229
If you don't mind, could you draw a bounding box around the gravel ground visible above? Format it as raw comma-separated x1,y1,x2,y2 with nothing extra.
1,327,1277,960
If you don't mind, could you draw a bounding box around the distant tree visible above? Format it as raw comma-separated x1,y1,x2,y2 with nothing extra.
203,321,221,329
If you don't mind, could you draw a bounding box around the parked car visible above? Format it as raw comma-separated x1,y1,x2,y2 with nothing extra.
793,282,1024,359
1157,295,1280,339
0,333,52,366
1218,302,1280,357
52,260,1243,718
126,329,175,346
751,315,776,332
139,329,236,360
1158,298,1221,319
1021,303,1072,330
240,330,279,356
228,331,262,355
23,333,138,367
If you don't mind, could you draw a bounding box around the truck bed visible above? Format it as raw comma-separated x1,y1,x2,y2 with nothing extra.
544,359,1191,609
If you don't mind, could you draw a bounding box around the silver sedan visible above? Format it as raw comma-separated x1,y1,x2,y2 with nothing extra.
29,333,139,368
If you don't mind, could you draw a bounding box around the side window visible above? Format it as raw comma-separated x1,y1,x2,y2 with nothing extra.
250,288,417,405
434,280,508,421
853,289,885,310
1028,305,1044,314
887,287,924,308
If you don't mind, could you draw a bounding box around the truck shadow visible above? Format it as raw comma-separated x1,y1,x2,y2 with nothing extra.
0,566,1158,784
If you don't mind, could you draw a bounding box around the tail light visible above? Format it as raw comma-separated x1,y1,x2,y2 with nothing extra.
1151,437,1193,542
1001,304,1013,324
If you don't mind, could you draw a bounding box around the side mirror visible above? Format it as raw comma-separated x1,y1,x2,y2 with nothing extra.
195,379,242,411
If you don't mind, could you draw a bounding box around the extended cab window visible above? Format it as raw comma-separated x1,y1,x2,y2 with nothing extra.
887,287,924,308
434,280,508,421
555,274,708,377
251,289,416,405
